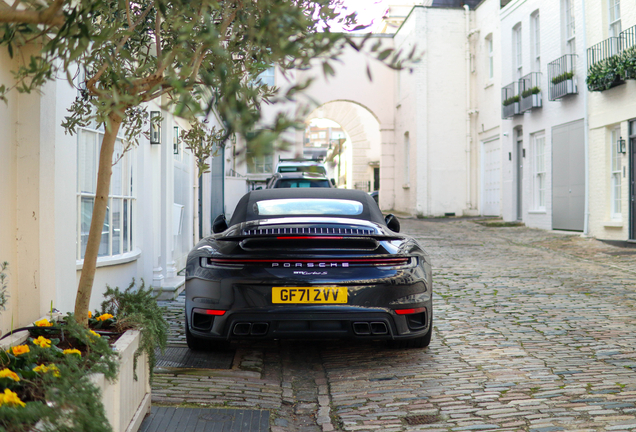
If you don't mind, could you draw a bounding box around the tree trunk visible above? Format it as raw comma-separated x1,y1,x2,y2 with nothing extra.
75,112,123,326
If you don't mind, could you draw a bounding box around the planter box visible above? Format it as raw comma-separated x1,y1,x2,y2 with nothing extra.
502,101,520,119
0,318,150,432
520,92,542,112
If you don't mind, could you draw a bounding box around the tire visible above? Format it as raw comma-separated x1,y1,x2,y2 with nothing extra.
186,320,210,351
388,324,432,349
185,316,232,351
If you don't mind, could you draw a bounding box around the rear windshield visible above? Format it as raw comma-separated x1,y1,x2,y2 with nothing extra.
274,179,331,188
254,199,363,216
278,165,327,175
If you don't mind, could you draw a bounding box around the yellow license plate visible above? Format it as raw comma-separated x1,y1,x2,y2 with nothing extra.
272,287,348,304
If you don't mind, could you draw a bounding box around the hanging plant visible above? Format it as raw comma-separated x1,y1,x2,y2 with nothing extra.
521,86,541,98
502,95,520,106
551,71,574,85
587,54,624,91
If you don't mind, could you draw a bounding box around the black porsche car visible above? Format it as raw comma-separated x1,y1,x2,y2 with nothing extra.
185,188,432,349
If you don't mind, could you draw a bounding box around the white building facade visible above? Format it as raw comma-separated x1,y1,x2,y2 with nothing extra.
585,0,636,241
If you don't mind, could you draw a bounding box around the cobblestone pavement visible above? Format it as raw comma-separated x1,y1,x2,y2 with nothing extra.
154,219,636,431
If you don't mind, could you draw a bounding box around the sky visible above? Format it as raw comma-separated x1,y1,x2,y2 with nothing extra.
327,0,388,33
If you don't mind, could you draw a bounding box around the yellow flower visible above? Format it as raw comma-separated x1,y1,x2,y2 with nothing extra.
32,336,52,348
33,364,60,377
95,313,114,322
88,311,92,319
9,345,30,356
89,330,101,338
34,318,53,327
63,348,81,356
0,369,20,382
0,389,26,407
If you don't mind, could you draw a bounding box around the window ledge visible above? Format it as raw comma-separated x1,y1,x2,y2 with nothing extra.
528,210,546,214
484,81,494,89
603,220,623,228
402,183,410,189
76,249,141,270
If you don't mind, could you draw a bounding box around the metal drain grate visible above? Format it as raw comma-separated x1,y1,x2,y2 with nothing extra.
139,407,269,431
155,346,235,369
403,414,441,425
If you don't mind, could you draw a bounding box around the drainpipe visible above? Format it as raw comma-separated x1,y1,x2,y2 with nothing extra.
581,0,590,236
465,4,473,212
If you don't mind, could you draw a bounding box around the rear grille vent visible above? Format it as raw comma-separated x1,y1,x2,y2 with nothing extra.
240,237,379,251
243,227,375,236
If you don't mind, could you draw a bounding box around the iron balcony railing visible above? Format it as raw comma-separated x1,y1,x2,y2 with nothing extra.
587,37,623,91
548,54,578,100
621,25,636,79
519,72,542,112
501,82,520,119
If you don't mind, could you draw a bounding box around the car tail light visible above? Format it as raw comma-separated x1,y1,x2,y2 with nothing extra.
192,308,226,316
202,257,415,268
394,307,426,315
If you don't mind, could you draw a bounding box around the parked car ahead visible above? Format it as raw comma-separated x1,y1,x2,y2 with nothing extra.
184,188,432,350
266,172,333,189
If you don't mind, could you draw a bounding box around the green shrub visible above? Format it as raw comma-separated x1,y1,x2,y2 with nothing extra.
502,95,520,106
587,55,624,91
521,86,540,98
551,71,574,85
98,279,168,381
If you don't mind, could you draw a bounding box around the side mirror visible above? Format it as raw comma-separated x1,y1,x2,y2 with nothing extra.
212,214,228,233
254,186,263,190
385,214,400,233
330,178,336,187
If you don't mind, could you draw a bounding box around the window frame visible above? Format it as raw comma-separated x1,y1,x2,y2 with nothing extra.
486,34,494,80
532,132,546,211
608,0,621,38
610,126,622,220
513,24,523,80
531,12,540,73
76,125,136,261
564,0,576,55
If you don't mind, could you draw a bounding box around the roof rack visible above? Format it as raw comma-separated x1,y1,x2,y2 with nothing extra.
278,156,323,162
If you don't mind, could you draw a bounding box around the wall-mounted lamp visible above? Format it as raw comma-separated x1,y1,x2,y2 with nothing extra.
617,136,626,154
173,126,180,154
150,111,161,144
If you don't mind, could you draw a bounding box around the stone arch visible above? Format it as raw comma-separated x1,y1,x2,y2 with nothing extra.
306,100,390,208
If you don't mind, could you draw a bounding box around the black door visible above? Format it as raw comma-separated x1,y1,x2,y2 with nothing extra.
630,120,636,240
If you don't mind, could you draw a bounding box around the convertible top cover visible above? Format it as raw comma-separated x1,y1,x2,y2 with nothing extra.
229,189,385,226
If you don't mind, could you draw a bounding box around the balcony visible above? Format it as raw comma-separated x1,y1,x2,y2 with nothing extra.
621,25,636,79
501,82,520,119
519,72,542,112
548,54,578,100
587,37,623,91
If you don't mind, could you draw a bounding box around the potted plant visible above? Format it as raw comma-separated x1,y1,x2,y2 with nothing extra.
0,279,167,432
520,86,542,108
587,55,624,91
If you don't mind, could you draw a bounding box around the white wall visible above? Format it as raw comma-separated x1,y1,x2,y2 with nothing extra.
586,0,636,240
499,0,586,229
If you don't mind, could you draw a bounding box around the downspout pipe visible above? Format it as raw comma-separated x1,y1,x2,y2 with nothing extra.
465,4,474,213
581,0,590,236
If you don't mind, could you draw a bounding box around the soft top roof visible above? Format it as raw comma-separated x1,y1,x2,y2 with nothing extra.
229,189,385,226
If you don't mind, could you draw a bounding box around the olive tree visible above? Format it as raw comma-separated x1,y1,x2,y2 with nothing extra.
0,0,412,325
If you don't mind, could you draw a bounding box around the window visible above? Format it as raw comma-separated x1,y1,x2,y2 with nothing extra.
258,67,276,87
533,133,546,210
77,126,135,260
608,0,621,38
486,35,494,80
531,13,540,72
246,139,274,174
404,132,410,185
255,199,363,216
611,126,622,219
513,24,522,79
564,0,576,54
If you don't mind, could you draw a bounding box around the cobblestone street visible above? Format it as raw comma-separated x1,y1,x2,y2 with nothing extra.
153,219,636,431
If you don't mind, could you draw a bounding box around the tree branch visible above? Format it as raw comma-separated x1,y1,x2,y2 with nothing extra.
86,3,154,93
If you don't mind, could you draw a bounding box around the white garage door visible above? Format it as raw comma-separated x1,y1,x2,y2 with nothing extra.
482,139,501,216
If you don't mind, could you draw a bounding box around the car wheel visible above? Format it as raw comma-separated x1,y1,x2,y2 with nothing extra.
389,322,433,349
185,319,210,351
